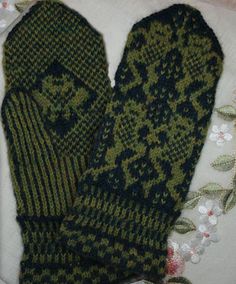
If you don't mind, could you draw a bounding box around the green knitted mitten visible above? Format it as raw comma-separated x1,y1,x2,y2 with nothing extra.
60,4,223,281
1,1,129,283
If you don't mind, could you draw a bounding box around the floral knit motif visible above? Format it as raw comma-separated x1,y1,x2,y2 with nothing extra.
59,4,223,282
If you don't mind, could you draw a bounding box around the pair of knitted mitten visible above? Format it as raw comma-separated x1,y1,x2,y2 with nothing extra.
59,3,223,282
1,1,223,283
1,1,130,283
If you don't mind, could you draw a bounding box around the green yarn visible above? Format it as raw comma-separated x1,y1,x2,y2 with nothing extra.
1,1,130,283
2,2,224,283
59,4,223,282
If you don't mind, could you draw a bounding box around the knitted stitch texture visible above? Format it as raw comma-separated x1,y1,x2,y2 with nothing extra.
1,1,130,283
60,4,224,282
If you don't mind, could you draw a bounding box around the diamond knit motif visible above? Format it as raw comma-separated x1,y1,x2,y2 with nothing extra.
1,1,130,283
32,61,99,156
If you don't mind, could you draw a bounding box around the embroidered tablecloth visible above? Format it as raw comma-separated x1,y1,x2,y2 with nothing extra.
0,1,235,283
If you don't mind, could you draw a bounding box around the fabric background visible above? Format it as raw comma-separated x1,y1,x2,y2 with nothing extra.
0,1,235,283
199,0,236,10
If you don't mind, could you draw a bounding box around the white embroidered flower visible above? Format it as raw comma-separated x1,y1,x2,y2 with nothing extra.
0,19,7,28
196,224,220,247
180,239,204,264
168,240,180,252
209,124,232,146
0,0,15,11
166,240,185,277
198,200,222,225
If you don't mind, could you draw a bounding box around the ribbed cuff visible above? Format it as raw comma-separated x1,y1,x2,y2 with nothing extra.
17,216,81,265
17,216,131,284
60,190,178,281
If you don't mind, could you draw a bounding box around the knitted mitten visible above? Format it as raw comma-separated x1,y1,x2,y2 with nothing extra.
1,1,129,283
59,4,223,281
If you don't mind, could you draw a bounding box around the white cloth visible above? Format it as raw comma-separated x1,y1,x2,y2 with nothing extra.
0,1,236,283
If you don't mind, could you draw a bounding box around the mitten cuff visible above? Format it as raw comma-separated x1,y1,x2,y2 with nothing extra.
18,216,131,284
60,190,177,280
18,216,82,266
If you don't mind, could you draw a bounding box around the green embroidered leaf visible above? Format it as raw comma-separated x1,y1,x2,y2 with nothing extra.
233,173,236,189
174,217,196,234
200,183,225,197
216,105,236,120
184,191,202,209
167,276,192,284
222,189,236,213
211,155,235,171
15,1,32,13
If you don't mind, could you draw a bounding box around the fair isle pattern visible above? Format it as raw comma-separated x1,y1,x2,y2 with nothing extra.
1,1,130,283
60,4,224,282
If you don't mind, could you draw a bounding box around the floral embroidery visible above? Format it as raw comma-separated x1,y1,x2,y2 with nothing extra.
165,93,236,284
180,240,205,264
209,124,232,146
0,0,15,11
198,199,222,225
0,0,16,31
196,224,219,247
175,198,221,266
166,241,185,277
